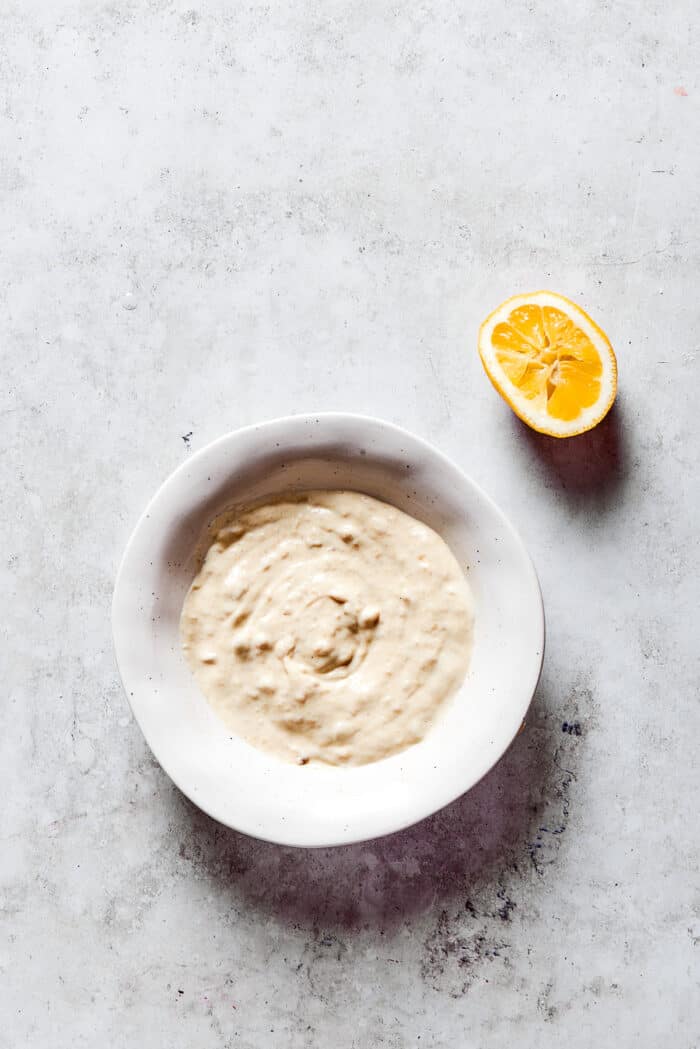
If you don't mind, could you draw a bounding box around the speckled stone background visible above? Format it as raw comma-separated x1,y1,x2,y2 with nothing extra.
3,2,699,1046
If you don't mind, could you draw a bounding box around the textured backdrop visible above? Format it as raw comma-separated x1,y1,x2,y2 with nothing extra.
2,2,699,1046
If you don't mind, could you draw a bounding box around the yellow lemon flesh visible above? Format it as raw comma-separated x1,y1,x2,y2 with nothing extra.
478,291,617,437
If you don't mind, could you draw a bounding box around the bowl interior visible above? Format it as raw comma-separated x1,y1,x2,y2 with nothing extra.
113,415,544,846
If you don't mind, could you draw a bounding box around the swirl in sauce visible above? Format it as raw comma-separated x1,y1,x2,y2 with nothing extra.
180,491,474,766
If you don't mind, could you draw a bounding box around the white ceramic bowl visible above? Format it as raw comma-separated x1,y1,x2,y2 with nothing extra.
112,414,544,847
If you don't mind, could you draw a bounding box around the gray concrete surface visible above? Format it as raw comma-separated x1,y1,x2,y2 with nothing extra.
2,2,699,1046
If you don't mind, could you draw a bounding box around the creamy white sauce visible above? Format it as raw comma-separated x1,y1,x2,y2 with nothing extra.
180,491,473,766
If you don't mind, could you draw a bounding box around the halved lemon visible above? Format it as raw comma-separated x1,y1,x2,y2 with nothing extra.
478,291,617,437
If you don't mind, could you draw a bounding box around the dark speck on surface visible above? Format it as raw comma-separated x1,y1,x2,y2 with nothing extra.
496,887,516,922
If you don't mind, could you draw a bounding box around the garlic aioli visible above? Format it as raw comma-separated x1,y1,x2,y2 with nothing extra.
180,491,474,766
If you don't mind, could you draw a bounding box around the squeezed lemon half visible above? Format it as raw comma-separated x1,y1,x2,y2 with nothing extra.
478,291,617,437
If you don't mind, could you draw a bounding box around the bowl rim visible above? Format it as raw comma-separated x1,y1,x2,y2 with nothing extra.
112,411,545,847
